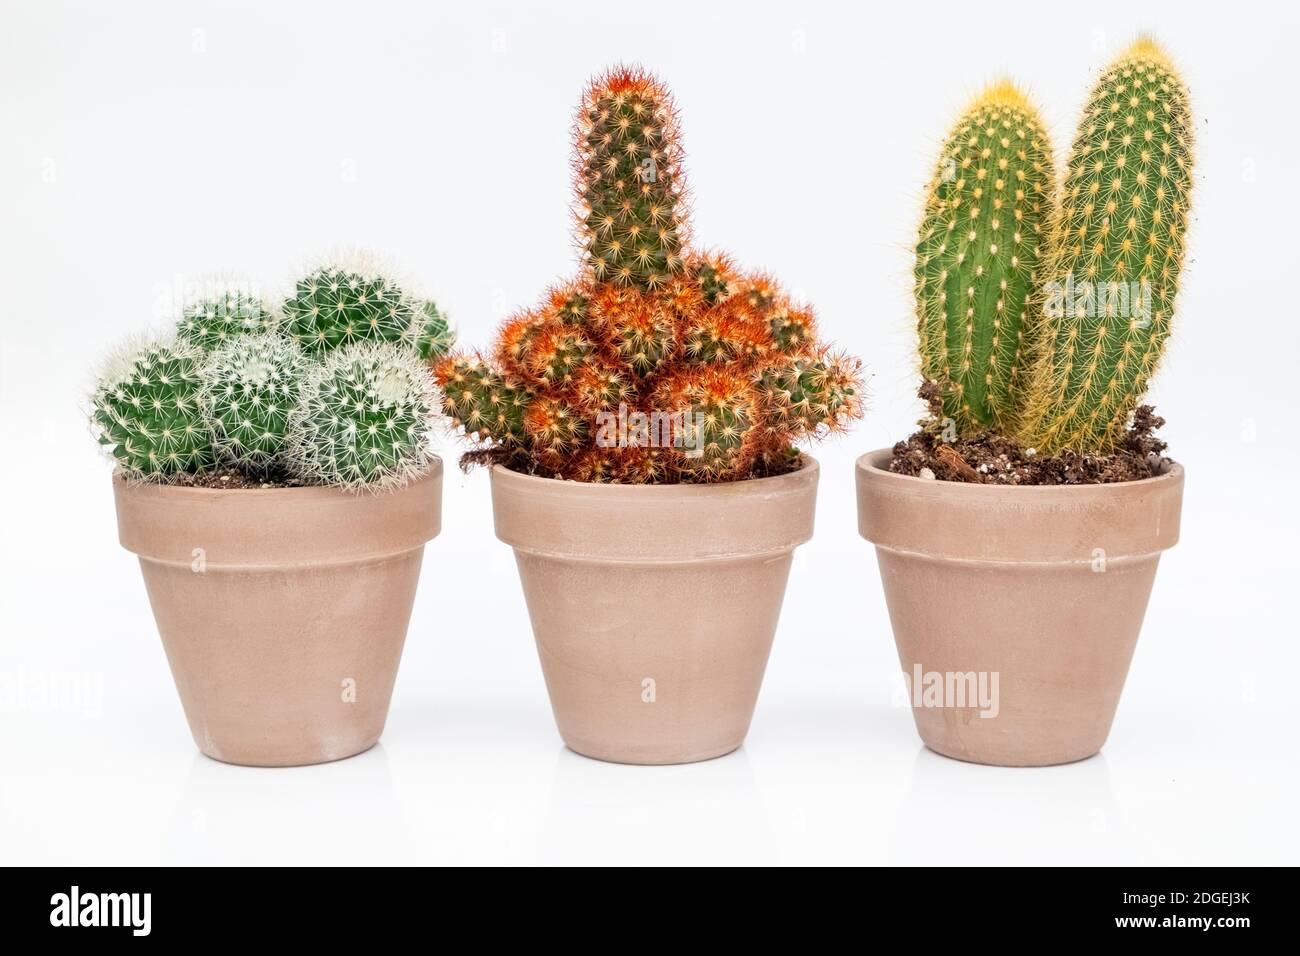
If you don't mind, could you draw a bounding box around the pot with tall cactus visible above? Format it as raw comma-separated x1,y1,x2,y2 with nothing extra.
436,67,864,764
92,254,451,766
857,38,1191,766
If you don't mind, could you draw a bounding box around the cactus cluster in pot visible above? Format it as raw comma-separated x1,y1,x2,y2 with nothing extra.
856,37,1194,768
431,66,863,765
434,66,865,483
95,254,452,767
911,36,1193,469
89,255,452,490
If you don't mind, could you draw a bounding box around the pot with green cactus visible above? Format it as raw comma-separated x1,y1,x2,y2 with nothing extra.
857,39,1190,766
92,256,452,766
435,67,864,764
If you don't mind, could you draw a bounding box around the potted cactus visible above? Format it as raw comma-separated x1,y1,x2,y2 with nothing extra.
857,38,1191,766
91,255,453,767
435,67,864,765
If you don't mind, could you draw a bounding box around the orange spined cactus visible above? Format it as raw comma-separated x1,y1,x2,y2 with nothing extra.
435,66,864,482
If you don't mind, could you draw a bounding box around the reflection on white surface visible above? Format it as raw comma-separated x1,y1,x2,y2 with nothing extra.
893,749,1126,865
168,746,409,866
541,746,772,866
0,690,1296,865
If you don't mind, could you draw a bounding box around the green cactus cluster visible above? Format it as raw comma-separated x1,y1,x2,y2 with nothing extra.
90,256,454,489
915,38,1193,454
435,66,865,483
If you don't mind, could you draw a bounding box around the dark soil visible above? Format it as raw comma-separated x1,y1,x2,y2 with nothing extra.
890,383,1171,486
457,445,805,483
167,467,307,490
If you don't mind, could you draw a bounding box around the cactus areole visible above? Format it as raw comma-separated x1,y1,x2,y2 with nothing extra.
435,66,864,483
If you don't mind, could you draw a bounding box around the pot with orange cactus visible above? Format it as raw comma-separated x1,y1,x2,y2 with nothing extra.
435,67,864,764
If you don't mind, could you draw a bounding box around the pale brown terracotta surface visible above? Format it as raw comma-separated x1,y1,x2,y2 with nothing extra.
492,458,819,765
114,459,442,767
856,449,1183,767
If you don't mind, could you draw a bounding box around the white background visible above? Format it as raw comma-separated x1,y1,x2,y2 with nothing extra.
2,0,1297,865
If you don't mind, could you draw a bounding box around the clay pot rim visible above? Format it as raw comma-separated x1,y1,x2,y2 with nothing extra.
490,453,818,497
856,448,1182,497
110,457,443,500
114,457,442,567
491,454,818,562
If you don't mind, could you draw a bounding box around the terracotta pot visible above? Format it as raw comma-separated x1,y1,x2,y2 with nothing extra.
491,457,818,765
113,459,442,767
856,449,1183,767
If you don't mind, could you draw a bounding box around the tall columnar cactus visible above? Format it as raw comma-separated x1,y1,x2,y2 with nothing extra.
576,67,688,291
91,338,215,477
1020,38,1194,452
289,341,439,489
177,289,279,351
199,333,308,470
282,259,420,353
910,38,1193,457
435,66,864,483
915,82,1054,434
